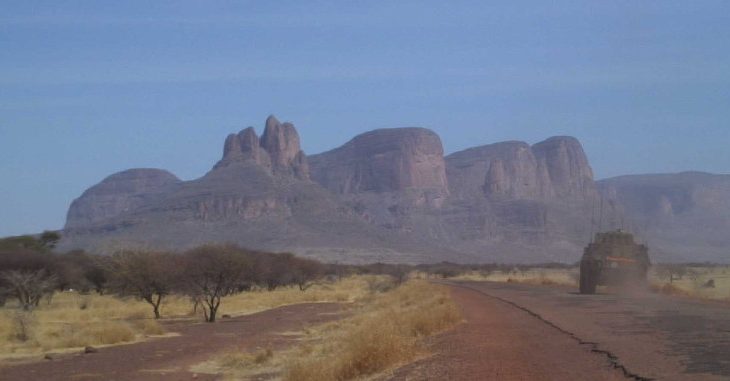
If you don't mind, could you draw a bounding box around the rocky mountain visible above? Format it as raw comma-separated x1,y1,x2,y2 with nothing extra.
65,169,180,229
309,128,450,231
60,115,725,263
61,117,455,263
436,136,620,262
598,172,730,262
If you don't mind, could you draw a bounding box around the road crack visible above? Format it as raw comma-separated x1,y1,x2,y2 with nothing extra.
443,281,653,381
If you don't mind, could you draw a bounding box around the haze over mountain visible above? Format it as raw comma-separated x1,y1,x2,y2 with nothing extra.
61,116,728,263
598,172,730,262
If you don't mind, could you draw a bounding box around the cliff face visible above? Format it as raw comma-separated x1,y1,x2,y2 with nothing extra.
62,116,447,264
65,169,180,229
532,136,595,199
446,137,596,201
63,115,726,263
309,128,448,196
307,128,450,233
437,136,609,262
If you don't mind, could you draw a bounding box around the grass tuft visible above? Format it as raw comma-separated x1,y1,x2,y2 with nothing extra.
195,278,461,381
284,280,461,381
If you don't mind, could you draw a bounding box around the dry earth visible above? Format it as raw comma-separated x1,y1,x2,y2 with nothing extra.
0,303,343,381
3,281,729,381
386,281,730,381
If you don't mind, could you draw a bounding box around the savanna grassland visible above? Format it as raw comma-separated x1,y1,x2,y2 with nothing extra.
193,278,461,381
451,264,730,301
0,275,377,360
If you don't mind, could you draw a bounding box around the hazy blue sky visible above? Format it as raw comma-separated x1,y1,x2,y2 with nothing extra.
1,1,729,236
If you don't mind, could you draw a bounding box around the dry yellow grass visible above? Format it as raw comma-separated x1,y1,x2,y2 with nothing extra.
155,275,374,320
0,292,165,357
648,266,730,301
0,275,375,359
453,265,730,302
198,278,462,381
453,268,579,287
285,279,461,381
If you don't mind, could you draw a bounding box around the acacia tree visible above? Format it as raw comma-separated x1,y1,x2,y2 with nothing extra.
0,244,59,310
0,269,58,310
85,256,110,295
290,257,324,291
38,231,61,250
109,251,177,319
182,245,252,323
251,252,292,291
655,264,690,284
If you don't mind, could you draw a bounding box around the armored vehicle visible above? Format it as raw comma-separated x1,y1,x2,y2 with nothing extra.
579,230,650,294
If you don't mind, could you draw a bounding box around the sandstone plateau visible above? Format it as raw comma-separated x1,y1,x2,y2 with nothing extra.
61,116,728,263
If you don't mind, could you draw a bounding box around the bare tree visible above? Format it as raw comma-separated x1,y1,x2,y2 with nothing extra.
655,264,689,284
181,245,252,322
109,251,178,319
254,252,296,291
290,257,324,291
389,265,410,285
0,269,58,310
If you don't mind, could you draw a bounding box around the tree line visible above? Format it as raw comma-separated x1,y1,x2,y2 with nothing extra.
0,232,596,323
0,234,331,322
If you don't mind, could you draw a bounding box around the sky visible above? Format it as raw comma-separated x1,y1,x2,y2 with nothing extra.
1,1,729,236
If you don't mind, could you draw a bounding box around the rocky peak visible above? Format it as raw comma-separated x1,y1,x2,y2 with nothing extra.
65,168,180,229
446,136,596,200
260,115,309,179
532,136,594,198
482,142,541,199
218,127,272,169
447,141,541,199
214,116,309,179
309,127,449,197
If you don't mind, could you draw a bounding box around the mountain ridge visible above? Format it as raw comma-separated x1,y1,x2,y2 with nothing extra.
60,116,727,263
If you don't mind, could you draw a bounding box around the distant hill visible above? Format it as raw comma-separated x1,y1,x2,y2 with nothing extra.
60,115,726,263
598,172,730,262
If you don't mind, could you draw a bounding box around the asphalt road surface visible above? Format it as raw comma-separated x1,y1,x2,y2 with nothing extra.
3,282,728,381
402,281,730,381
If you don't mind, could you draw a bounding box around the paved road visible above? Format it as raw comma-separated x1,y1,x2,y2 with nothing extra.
386,284,627,381
438,281,730,381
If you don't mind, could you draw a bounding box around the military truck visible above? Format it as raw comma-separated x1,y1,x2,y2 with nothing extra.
579,230,650,294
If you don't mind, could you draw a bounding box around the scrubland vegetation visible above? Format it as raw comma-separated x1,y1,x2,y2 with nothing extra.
423,261,730,302
0,233,454,363
0,275,375,359
4,230,726,377
0,292,165,357
195,278,461,381
0,233,377,358
649,264,730,300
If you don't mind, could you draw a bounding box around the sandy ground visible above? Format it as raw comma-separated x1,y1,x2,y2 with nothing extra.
3,281,728,381
387,281,730,381
0,302,343,381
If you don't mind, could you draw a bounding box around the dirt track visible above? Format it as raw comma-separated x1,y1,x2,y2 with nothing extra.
0,303,343,381
3,282,729,381
388,281,730,381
